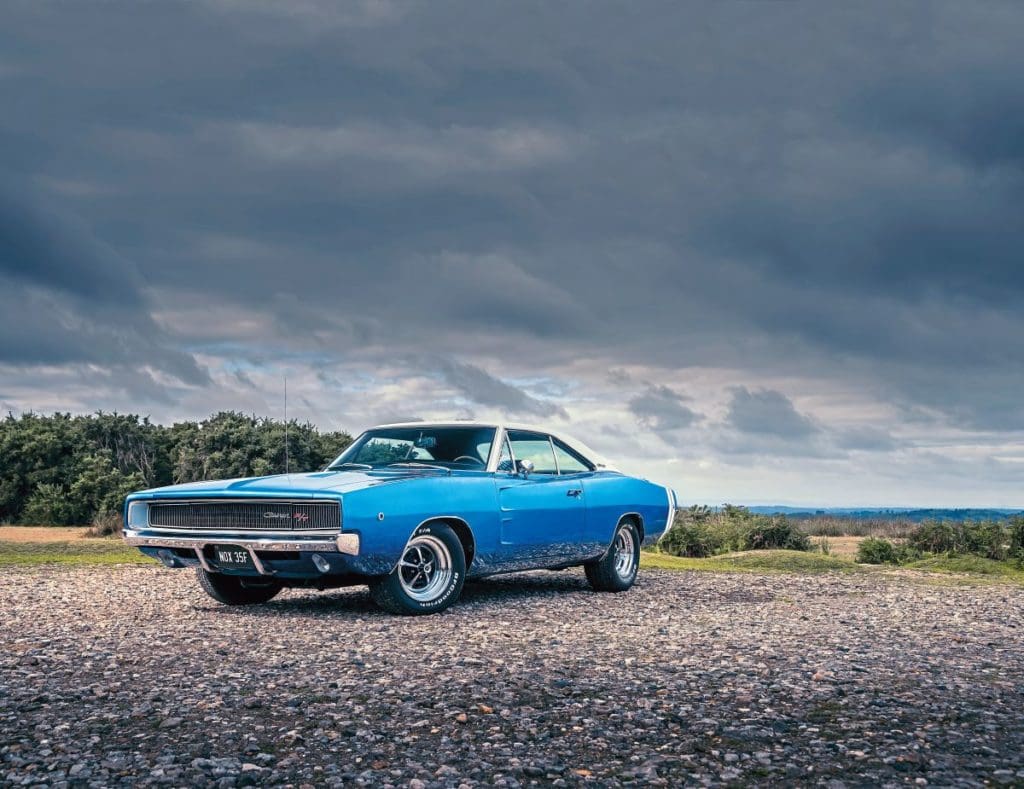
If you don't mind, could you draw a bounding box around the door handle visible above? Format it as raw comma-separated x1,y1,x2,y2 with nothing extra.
567,489,583,497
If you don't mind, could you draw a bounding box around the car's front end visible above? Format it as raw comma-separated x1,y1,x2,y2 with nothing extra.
122,494,375,583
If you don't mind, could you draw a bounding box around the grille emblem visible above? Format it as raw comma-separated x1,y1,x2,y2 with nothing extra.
263,511,291,519
293,512,309,522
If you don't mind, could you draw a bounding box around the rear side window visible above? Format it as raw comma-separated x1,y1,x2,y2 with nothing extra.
552,439,593,473
507,431,557,474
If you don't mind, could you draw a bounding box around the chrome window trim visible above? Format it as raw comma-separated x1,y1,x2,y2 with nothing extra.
484,427,503,473
505,429,558,476
550,436,595,474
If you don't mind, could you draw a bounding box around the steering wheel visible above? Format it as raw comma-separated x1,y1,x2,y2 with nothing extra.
453,455,485,467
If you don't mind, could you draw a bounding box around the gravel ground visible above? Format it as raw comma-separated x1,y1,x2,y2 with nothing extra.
2,565,1023,788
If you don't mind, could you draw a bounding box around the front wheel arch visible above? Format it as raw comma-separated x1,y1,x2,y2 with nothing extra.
398,516,476,571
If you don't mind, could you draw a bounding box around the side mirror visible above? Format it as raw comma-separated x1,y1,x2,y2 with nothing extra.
518,459,535,478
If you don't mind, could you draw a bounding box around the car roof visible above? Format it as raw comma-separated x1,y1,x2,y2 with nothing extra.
368,421,618,470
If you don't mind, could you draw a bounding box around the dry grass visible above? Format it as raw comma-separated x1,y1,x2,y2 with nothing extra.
793,516,915,538
814,535,863,560
0,526,95,543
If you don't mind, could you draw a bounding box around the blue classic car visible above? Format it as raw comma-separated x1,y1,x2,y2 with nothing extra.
123,422,677,615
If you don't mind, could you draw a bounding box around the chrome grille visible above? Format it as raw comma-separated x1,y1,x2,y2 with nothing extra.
148,501,341,532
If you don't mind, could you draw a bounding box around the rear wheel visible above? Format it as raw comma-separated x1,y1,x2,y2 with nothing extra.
585,520,640,592
196,568,282,605
369,523,466,615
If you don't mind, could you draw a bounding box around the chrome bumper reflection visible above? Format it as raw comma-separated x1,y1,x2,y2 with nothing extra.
124,530,359,556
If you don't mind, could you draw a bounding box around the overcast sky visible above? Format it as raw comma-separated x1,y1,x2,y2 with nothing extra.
2,1,1023,506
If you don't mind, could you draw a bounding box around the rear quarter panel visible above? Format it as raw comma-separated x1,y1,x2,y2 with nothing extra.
582,473,672,555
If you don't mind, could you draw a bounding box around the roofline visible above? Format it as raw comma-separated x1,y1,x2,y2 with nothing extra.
362,421,619,471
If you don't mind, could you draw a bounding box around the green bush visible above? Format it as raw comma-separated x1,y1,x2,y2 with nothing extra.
0,411,354,525
659,521,724,558
20,483,76,525
1010,516,1024,561
856,537,901,564
741,516,811,551
659,505,811,558
908,519,1009,560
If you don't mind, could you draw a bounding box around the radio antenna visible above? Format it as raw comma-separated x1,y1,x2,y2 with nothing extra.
284,375,289,474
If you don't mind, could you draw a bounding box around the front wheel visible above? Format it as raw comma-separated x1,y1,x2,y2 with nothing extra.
369,523,466,615
585,520,640,592
196,568,282,605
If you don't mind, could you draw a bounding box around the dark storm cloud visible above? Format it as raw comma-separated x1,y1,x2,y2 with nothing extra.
628,385,701,432
1,0,1024,435
0,189,208,386
436,359,568,419
726,387,818,439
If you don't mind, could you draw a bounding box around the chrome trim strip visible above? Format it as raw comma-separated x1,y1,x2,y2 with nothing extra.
142,498,342,505
124,531,343,554
146,526,340,537
659,487,677,545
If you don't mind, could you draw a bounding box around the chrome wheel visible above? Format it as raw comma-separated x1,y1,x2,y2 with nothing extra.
398,534,454,603
613,525,636,580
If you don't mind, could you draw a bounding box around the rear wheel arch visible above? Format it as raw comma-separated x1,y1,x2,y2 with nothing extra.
616,512,644,545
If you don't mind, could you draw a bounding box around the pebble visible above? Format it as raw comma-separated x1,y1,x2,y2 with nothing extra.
1,564,1023,785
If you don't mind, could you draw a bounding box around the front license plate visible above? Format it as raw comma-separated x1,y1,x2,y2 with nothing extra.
212,545,254,570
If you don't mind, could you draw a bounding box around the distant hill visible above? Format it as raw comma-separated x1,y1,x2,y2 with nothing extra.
746,507,1022,522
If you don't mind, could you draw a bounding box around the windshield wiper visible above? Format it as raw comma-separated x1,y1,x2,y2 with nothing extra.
328,462,372,470
386,462,451,474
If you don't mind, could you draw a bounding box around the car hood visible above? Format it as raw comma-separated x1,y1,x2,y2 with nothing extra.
131,469,432,500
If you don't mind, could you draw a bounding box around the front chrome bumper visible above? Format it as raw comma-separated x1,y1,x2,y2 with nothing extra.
123,530,360,576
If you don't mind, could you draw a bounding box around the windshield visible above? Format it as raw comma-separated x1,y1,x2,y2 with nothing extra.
327,426,496,470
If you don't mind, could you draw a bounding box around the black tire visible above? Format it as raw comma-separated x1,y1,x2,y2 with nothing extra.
369,523,466,615
196,568,283,605
585,520,640,592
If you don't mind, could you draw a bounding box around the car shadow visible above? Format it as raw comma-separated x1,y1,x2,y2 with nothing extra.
200,570,596,619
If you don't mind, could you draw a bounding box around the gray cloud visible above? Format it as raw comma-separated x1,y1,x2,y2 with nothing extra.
726,387,819,439
834,426,900,453
0,190,208,388
629,385,701,432
436,359,568,420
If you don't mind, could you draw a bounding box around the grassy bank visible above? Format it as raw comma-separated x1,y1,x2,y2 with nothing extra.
641,546,1024,585
641,549,859,574
0,527,152,566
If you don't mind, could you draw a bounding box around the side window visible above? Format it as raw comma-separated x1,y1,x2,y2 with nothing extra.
552,439,592,474
507,431,557,475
